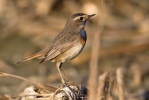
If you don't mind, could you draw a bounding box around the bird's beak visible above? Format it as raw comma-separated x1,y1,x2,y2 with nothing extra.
88,14,96,18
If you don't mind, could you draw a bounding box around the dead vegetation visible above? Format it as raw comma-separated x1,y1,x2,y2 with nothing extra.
0,0,149,100
0,67,142,100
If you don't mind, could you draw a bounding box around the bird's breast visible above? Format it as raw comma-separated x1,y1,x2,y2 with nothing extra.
54,41,85,62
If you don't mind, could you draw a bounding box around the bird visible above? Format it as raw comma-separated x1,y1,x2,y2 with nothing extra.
16,13,95,85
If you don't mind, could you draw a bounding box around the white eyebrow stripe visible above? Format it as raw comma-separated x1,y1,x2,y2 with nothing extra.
73,16,81,20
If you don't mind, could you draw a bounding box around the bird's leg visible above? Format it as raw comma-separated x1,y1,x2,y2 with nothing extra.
56,62,68,85
60,66,69,82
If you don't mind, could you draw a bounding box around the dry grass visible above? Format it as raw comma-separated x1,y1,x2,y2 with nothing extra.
0,67,128,100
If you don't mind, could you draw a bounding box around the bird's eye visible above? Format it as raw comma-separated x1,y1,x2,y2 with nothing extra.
80,17,83,20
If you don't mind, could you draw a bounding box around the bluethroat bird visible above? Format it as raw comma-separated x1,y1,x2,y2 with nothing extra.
16,13,95,84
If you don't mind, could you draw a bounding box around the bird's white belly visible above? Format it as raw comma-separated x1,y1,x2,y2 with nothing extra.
61,43,84,62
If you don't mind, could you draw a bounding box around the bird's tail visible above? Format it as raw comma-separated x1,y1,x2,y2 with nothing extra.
16,52,43,64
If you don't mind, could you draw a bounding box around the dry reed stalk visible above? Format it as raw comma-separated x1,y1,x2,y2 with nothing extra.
96,72,110,100
131,63,141,87
107,76,117,100
106,94,113,100
116,68,125,100
88,31,100,100
88,0,105,99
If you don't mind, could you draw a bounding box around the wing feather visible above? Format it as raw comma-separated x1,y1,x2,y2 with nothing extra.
40,32,79,63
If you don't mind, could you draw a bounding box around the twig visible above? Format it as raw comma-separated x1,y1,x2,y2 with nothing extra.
0,72,57,92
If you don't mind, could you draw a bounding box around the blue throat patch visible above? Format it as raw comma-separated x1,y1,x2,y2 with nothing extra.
80,21,87,41
80,29,87,41
82,20,87,26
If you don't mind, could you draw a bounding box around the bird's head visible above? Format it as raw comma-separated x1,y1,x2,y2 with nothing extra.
65,13,95,30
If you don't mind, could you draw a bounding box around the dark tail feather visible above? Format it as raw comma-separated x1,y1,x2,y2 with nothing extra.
16,53,43,64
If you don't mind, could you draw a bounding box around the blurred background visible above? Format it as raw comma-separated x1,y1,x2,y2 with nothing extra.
0,0,149,99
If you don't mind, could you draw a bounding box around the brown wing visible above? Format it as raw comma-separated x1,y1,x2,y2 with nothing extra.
40,32,79,63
